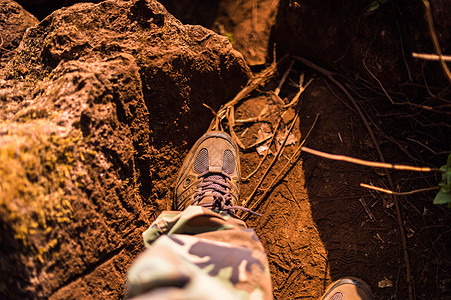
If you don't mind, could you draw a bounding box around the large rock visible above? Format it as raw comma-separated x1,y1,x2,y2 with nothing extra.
158,0,279,66
0,0,38,68
213,0,278,66
14,0,104,20
0,0,250,298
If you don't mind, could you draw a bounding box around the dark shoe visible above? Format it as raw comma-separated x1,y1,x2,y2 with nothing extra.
173,131,241,213
320,277,374,300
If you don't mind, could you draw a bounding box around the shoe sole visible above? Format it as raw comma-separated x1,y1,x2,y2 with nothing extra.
320,277,374,300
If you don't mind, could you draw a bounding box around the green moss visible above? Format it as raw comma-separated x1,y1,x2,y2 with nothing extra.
0,123,81,246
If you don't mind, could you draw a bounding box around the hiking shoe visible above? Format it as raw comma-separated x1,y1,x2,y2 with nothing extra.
320,277,374,300
173,131,241,214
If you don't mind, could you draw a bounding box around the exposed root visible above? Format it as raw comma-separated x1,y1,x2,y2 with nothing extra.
360,183,440,195
421,0,451,83
245,113,319,216
413,52,451,62
300,146,443,173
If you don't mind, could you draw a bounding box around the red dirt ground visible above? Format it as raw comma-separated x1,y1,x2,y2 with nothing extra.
231,67,450,299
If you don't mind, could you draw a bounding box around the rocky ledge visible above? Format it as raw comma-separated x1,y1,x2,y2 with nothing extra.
0,0,250,298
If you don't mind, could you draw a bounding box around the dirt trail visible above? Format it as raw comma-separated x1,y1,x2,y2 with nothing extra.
226,66,450,299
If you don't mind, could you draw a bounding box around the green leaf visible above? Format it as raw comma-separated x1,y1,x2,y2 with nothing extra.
224,32,234,44
369,1,380,11
433,189,451,205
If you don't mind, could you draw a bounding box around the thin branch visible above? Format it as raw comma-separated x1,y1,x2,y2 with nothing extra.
243,73,310,179
300,146,443,173
245,135,272,150
243,111,286,180
224,60,278,110
284,78,313,108
241,105,300,208
235,105,268,124
242,77,308,207
412,52,451,62
227,106,245,149
246,114,319,214
275,60,294,96
392,2,413,82
208,61,279,131
202,103,217,117
422,0,451,83
361,183,440,196
362,50,397,105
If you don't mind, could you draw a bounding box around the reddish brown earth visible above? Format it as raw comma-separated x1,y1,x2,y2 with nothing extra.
234,70,450,299
1,0,450,299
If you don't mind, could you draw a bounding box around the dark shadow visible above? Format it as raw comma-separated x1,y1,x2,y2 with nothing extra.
0,219,33,299
157,0,221,28
297,72,450,299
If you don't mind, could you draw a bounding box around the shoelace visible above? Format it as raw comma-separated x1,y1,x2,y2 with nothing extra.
191,172,262,216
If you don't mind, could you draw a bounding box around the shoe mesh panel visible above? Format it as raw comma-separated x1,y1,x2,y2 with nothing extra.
193,148,209,173
222,149,235,174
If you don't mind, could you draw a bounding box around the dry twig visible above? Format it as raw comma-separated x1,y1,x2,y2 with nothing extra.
300,146,444,173
360,183,440,196
421,0,451,83
284,78,313,108
246,114,319,214
243,111,285,180
242,76,309,207
223,61,278,110
242,105,300,208
275,60,295,96
209,60,281,143
245,135,273,150
227,106,246,149
412,52,451,62
202,103,217,117
235,105,268,124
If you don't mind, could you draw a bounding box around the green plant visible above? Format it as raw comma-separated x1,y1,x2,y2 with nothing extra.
434,153,451,207
369,0,389,12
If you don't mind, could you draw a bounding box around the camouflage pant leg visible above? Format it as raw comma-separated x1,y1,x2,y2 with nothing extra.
126,206,273,300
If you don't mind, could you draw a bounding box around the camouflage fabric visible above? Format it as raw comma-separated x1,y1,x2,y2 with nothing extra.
126,206,273,299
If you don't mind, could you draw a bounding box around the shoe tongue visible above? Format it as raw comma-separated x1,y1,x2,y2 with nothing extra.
197,194,216,205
